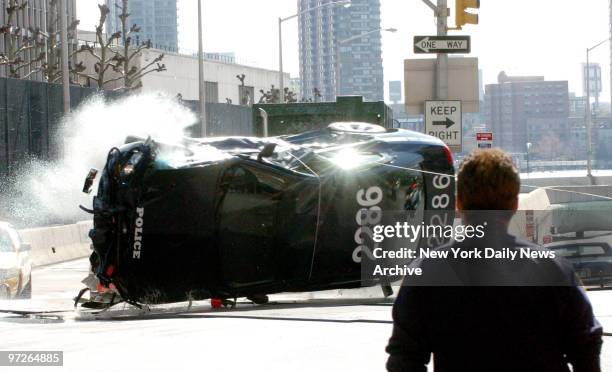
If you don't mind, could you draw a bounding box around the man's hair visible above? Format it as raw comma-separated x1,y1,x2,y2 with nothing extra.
457,149,520,210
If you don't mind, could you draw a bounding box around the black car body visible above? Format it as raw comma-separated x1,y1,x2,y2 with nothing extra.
87,123,455,305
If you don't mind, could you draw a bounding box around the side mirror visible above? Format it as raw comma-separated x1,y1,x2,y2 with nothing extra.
257,143,277,162
20,243,32,252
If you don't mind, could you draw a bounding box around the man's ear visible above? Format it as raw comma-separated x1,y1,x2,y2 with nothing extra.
511,197,519,212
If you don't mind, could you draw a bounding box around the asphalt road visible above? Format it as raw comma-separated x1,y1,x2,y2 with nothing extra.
0,258,610,371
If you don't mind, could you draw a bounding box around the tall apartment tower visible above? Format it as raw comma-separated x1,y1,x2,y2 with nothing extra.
106,0,178,52
298,0,384,102
485,74,569,154
0,0,77,80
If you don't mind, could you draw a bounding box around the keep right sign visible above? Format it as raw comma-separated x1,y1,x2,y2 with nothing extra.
425,100,462,152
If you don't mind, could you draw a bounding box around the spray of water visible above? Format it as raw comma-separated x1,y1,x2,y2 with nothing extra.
0,93,196,228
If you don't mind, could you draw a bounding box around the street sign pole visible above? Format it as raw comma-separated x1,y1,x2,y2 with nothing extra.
436,0,448,101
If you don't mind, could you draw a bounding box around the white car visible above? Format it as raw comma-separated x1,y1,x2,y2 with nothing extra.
0,222,33,299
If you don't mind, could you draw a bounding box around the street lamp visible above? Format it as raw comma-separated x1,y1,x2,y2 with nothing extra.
585,38,609,178
198,0,207,136
335,27,397,98
278,0,351,103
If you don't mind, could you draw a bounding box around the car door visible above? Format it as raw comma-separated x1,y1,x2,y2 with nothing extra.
0,228,20,296
216,163,286,289
576,244,612,282
7,227,31,288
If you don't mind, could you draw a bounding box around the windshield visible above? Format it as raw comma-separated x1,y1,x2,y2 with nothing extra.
0,229,14,253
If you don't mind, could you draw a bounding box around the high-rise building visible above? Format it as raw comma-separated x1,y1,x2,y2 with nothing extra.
106,0,178,52
583,62,603,116
485,73,569,155
298,0,384,102
583,62,602,98
389,81,402,103
0,0,77,81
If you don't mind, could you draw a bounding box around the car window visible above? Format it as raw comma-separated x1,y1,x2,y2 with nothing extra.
579,245,607,256
0,230,15,252
6,228,21,248
553,246,579,258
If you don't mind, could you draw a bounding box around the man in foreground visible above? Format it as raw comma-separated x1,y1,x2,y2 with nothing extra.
386,149,603,372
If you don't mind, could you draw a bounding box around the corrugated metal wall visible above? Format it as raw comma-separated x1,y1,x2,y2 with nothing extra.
182,100,254,138
0,78,115,176
0,78,255,176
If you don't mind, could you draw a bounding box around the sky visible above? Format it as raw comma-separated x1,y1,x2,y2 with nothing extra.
76,0,611,102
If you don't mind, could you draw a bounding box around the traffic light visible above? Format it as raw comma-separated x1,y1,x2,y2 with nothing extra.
455,0,480,28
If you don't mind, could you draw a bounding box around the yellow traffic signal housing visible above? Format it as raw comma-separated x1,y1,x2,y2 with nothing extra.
456,0,480,28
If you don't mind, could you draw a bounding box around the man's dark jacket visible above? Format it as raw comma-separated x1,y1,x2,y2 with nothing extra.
386,228,603,372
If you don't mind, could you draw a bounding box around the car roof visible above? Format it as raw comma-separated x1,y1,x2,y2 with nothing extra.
546,240,612,254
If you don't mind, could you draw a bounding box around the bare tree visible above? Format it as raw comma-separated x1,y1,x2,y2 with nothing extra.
284,87,297,103
0,1,46,79
236,73,253,106
0,1,80,82
41,0,80,83
236,74,246,86
71,4,122,89
313,88,322,103
258,84,297,104
111,0,166,91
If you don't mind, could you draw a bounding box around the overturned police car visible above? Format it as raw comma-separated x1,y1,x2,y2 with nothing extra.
81,122,454,307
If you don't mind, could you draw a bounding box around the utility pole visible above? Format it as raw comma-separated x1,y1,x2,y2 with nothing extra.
421,0,449,100
436,0,448,100
278,17,284,103
59,0,70,114
584,38,609,179
198,0,207,137
586,48,593,178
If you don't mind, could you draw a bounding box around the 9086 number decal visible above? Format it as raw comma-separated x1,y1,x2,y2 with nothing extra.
427,174,453,247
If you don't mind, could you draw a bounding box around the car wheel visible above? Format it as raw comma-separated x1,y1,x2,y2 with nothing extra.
0,285,10,300
247,294,269,305
17,276,32,299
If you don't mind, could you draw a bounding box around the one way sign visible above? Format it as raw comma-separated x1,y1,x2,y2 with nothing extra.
425,101,462,152
414,36,471,54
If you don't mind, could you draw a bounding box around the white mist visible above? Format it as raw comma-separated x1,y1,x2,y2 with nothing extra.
1,93,196,227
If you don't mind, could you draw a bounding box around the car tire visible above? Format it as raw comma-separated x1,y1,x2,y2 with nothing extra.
247,294,269,305
17,276,32,299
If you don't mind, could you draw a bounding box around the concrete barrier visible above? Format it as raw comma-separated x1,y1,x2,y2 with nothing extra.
520,175,612,193
18,221,92,267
